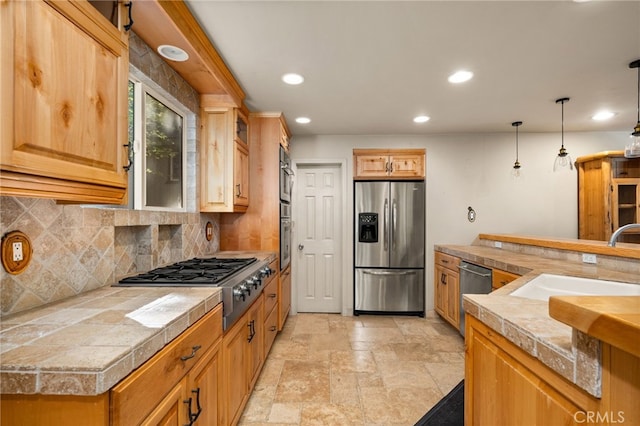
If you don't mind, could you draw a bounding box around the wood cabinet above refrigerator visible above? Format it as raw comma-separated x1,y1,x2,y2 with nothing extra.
353,148,425,180
0,0,129,204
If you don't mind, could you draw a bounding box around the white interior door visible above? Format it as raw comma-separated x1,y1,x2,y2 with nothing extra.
294,163,342,313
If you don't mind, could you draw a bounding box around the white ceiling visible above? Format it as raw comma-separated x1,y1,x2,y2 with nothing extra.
185,1,640,137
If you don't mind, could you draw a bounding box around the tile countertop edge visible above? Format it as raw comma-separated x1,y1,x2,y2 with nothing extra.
437,243,640,398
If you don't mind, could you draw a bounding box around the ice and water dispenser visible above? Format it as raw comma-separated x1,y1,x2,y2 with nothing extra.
358,213,378,243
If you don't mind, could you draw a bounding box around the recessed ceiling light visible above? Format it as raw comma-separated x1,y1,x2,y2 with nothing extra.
413,115,430,123
157,44,189,62
282,73,304,85
295,117,311,124
448,70,473,84
592,111,615,121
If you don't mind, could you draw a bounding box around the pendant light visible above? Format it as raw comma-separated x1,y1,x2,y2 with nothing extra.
625,59,640,158
511,121,523,179
553,97,573,172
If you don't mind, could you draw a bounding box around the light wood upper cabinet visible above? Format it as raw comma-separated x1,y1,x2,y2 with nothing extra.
576,151,640,243
434,251,460,329
200,106,250,213
0,0,129,204
353,149,425,180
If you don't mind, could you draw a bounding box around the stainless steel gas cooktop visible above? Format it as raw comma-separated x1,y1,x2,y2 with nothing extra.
114,256,273,330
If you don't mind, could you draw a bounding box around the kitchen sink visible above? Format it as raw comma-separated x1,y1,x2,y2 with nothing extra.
509,273,640,301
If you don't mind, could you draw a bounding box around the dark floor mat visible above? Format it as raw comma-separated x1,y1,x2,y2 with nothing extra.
414,380,464,426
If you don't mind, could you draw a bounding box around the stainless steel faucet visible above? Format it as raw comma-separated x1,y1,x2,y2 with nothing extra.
607,223,640,247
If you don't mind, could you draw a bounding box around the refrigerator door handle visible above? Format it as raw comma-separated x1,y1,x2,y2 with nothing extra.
363,270,417,276
383,198,389,251
391,199,397,251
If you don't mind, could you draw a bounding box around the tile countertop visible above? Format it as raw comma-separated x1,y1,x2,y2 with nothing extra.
0,251,276,396
435,244,640,398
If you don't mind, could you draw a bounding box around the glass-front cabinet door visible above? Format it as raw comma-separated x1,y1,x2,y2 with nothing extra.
613,179,640,243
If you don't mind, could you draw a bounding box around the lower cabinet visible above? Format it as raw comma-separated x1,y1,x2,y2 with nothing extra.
279,265,292,331
491,268,520,291
465,315,598,425
434,252,460,328
112,304,224,426
222,296,264,426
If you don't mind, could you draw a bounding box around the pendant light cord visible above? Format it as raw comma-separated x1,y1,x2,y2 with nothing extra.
561,100,565,149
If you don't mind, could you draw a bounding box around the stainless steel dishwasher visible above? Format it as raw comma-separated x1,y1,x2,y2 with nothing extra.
458,261,492,336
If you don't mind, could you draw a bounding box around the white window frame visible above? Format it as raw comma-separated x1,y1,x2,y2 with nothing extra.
129,77,187,212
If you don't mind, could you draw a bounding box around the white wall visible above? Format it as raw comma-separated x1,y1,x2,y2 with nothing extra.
289,131,630,314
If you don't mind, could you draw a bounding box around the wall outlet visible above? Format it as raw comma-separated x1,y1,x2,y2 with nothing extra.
494,241,502,249
582,253,597,264
12,242,23,261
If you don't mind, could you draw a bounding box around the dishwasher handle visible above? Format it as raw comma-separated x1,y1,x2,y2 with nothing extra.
458,263,491,278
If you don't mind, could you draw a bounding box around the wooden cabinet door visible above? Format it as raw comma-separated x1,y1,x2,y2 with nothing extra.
466,316,589,425
140,382,186,426
354,155,389,178
389,154,425,178
222,315,249,426
200,107,249,213
1,0,128,204
612,179,640,243
492,269,520,291
434,264,447,318
233,141,250,207
247,297,264,390
188,341,223,426
434,252,459,328
279,266,291,331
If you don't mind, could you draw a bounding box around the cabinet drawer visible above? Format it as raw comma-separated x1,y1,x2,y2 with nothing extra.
263,274,279,315
264,304,279,356
111,304,223,426
434,252,460,271
492,269,520,291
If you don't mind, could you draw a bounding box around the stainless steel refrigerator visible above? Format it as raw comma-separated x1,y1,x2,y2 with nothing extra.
354,181,425,315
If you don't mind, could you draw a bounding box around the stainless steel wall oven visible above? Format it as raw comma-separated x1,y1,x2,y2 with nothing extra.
280,202,291,270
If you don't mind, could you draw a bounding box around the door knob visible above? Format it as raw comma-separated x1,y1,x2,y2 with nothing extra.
298,244,304,250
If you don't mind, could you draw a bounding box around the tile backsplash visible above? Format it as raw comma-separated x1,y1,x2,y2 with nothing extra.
0,197,220,316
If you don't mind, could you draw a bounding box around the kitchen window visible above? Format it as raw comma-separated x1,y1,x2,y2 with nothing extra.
128,78,186,211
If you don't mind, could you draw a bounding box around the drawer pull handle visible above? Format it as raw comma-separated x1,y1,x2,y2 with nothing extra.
269,293,277,299
270,326,277,332
180,345,202,361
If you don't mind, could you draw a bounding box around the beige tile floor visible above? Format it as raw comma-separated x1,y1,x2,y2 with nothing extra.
238,313,465,426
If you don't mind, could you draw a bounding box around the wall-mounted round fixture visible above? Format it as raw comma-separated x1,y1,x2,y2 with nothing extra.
553,97,573,172
282,73,304,85
467,206,476,222
511,121,523,179
413,115,430,123
157,45,189,62
448,70,473,84
295,117,311,124
626,59,640,158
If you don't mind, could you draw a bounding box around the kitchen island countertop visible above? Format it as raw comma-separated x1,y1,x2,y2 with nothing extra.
435,241,640,397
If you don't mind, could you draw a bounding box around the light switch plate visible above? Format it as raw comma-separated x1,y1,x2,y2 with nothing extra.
494,241,502,249
582,253,597,264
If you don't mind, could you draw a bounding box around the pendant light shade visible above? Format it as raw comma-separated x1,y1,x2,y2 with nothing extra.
553,97,573,172
511,121,523,179
626,59,640,158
